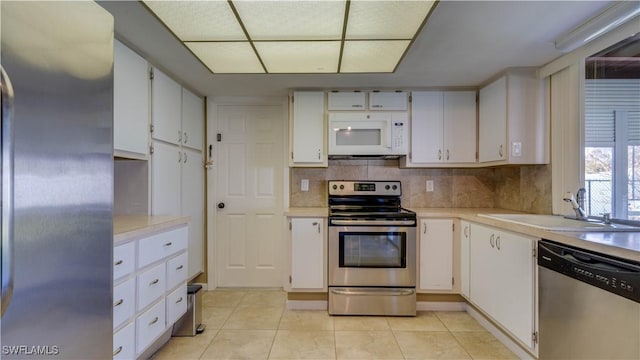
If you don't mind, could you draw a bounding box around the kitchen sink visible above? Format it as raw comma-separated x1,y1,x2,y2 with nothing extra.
477,213,640,232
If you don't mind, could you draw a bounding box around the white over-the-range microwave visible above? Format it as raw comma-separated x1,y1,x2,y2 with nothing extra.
328,112,408,157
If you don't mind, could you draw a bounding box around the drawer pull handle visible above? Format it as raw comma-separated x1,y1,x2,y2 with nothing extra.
164,242,173,247
150,279,159,285
113,346,123,357
176,297,183,303
114,260,123,266
114,299,124,307
176,265,184,270
149,316,159,325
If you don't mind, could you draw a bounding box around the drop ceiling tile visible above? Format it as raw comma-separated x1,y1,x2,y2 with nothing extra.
254,41,340,73
186,42,264,73
341,40,410,73
346,0,435,39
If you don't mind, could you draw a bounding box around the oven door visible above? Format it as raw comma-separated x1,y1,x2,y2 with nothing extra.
328,223,416,287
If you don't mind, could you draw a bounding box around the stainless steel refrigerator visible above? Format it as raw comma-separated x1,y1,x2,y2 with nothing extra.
1,1,114,359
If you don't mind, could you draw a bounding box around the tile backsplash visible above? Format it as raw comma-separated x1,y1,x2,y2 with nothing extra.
290,160,552,214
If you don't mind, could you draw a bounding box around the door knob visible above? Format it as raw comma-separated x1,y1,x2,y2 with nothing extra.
217,202,225,209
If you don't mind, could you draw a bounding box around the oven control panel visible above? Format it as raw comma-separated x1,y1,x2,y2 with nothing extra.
329,181,401,196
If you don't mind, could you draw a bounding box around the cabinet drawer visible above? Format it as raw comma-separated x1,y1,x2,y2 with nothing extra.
113,322,135,360
138,226,188,269
136,298,166,355
114,242,135,280
166,285,188,325
137,263,166,311
114,278,136,330
166,252,188,291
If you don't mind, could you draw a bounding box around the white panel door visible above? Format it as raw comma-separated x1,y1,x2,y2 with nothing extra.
444,91,477,162
151,68,182,145
181,88,204,151
290,218,324,289
182,147,204,278
419,218,453,291
216,104,284,287
411,91,443,163
151,141,181,216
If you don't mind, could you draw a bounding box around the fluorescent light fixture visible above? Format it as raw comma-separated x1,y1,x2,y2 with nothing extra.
554,1,640,53
142,0,436,74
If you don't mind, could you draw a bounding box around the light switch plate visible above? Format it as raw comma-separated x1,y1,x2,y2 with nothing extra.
426,180,434,192
512,142,522,157
301,179,309,192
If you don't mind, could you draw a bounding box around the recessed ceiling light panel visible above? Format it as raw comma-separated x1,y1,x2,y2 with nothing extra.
233,0,346,40
346,0,435,39
187,42,265,73
341,40,410,73
255,41,340,73
144,1,245,41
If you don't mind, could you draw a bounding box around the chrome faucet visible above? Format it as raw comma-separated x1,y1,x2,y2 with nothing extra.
563,188,587,220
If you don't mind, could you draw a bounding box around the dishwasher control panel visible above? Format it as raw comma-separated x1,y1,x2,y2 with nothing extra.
538,240,640,303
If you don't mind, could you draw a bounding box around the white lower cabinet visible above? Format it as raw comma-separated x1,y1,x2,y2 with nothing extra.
418,218,454,291
468,222,537,350
113,223,189,359
459,220,471,298
113,322,135,360
289,217,326,291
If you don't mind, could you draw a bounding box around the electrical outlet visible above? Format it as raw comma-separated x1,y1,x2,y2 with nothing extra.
512,141,522,157
301,179,309,192
426,180,434,192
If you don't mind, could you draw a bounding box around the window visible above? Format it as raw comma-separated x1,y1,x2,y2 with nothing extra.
584,33,640,220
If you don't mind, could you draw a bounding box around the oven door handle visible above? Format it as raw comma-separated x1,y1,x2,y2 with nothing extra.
330,288,416,296
330,219,416,226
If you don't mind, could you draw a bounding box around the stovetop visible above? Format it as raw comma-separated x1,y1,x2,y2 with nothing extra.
328,180,414,220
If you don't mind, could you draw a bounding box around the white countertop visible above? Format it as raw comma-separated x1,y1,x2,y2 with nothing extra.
114,215,190,245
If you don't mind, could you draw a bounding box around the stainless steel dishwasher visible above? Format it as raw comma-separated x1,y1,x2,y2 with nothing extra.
538,240,640,359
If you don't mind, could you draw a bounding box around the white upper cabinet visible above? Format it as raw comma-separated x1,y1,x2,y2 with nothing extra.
114,40,149,159
479,68,548,164
369,91,408,111
181,88,204,151
151,68,182,145
290,91,326,166
405,91,476,166
327,91,366,110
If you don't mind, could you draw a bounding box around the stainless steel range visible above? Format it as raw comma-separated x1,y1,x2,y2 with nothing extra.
328,180,417,316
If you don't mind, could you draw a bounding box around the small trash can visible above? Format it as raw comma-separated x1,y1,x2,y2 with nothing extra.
172,284,206,337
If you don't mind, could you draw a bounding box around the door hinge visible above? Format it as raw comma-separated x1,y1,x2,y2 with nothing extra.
452,277,455,286
217,133,222,142
476,151,479,160
532,331,538,345
409,94,412,103
149,144,154,155
532,247,537,258
452,223,455,232
149,68,154,80
150,124,154,133
289,222,292,231
291,152,294,160
289,275,292,284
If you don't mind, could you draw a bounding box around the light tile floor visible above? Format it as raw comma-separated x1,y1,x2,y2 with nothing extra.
151,289,517,360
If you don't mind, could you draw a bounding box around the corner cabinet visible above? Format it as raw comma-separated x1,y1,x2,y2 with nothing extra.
418,218,455,292
478,68,548,164
113,40,149,160
468,222,537,351
403,91,476,167
288,217,326,291
290,91,327,167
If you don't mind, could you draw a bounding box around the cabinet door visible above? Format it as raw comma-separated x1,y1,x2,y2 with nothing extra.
181,148,204,278
493,230,535,348
369,92,408,110
469,223,498,317
419,219,454,291
181,88,204,151
152,68,182,145
114,40,149,157
290,218,325,290
151,141,181,216
327,92,366,110
444,91,477,162
291,91,325,164
410,91,444,163
479,76,507,162
460,220,470,298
